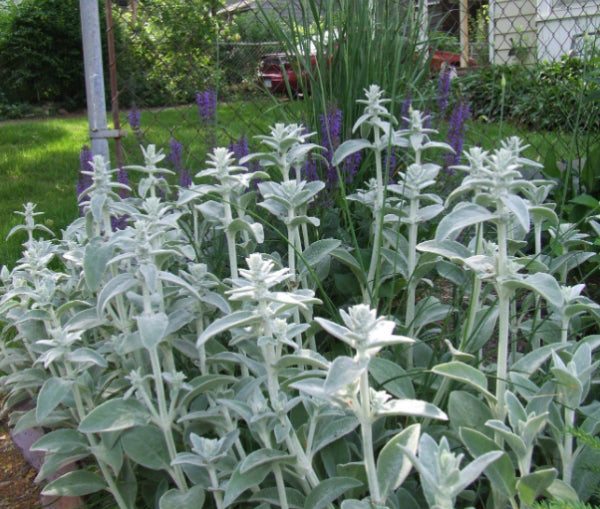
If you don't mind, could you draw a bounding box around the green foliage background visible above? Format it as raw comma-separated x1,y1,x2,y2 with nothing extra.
0,0,92,108
115,0,225,107
0,0,225,111
460,57,600,132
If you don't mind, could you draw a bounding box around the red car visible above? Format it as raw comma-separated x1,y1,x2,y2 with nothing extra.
257,52,317,96
257,49,476,96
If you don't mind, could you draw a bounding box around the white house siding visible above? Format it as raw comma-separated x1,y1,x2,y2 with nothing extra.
537,0,600,61
493,0,538,63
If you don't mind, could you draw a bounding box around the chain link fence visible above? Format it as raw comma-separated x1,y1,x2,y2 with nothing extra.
105,0,600,176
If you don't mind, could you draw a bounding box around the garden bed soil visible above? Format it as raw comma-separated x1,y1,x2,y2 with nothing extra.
0,418,85,509
0,420,43,508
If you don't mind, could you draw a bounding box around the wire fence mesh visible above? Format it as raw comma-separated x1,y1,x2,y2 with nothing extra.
105,0,600,179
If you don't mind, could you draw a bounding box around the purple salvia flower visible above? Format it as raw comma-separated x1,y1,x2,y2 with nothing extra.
196,90,217,123
400,93,412,129
436,67,452,117
169,138,183,171
228,136,249,164
228,135,263,188
179,168,192,188
445,100,471,172
169,138,191,188
111,215,129,232
343,151,361,184
422,108,433,130
117,167,130,199
127,107,142,135
196,90,217,150
321,105,342,165
301,157,319,183
317,105,343,200
384,148,396,175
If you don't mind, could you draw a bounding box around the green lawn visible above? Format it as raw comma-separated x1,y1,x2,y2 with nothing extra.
0,116,89,266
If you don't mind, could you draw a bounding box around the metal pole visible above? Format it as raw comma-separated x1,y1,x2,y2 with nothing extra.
79,0,110,165
488,0,495,64
104,0,124,170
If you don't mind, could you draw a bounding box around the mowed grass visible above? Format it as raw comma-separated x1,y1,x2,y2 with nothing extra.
0,116,88,266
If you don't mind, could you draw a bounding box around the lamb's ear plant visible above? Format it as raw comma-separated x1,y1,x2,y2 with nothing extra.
398,433,503,509
548,342,600,486
6,202,54,245
80,153,136,236
383,107,452,366
186,146,267,279
294,304,447,506
331,88,454,377
126,144,174,200
3,85,600,509
244,123,325,289
421,138,562,419
333,84,402,301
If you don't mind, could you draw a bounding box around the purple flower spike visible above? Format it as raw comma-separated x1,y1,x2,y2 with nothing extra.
229,135,264,187
169,138,183,171
400,93,412,128
445,100,471,172
169,138,192,188
111,215,128,232
422,108,433,129
228,136,249,163
317,104,344,201
436,68,452,118
301,157,319,183
179,168,192,188
117,167,130,199
384,148,397,175
196,90,217,123
127,107,142,135
321,105,342,165
343,150,361,185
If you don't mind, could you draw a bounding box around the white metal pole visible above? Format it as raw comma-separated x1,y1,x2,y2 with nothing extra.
79,0,111,165
460,0,470,67
488,0,495,64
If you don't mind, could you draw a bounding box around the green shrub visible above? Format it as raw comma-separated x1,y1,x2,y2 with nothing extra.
0,0,88,108
460,58,600,132
232,10,283,43
114,0,223,108
0,90,32,121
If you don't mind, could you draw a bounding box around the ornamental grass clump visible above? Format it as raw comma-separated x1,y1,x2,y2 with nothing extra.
1,85,600,509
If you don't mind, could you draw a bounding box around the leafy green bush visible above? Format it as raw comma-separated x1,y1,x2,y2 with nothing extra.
232,11,283,43
0,0,222,111
114,0,223,107
0,90,33,121
460,58,600,132
0,0,90,108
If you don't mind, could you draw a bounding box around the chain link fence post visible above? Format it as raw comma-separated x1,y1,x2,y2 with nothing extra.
79,0,111,165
